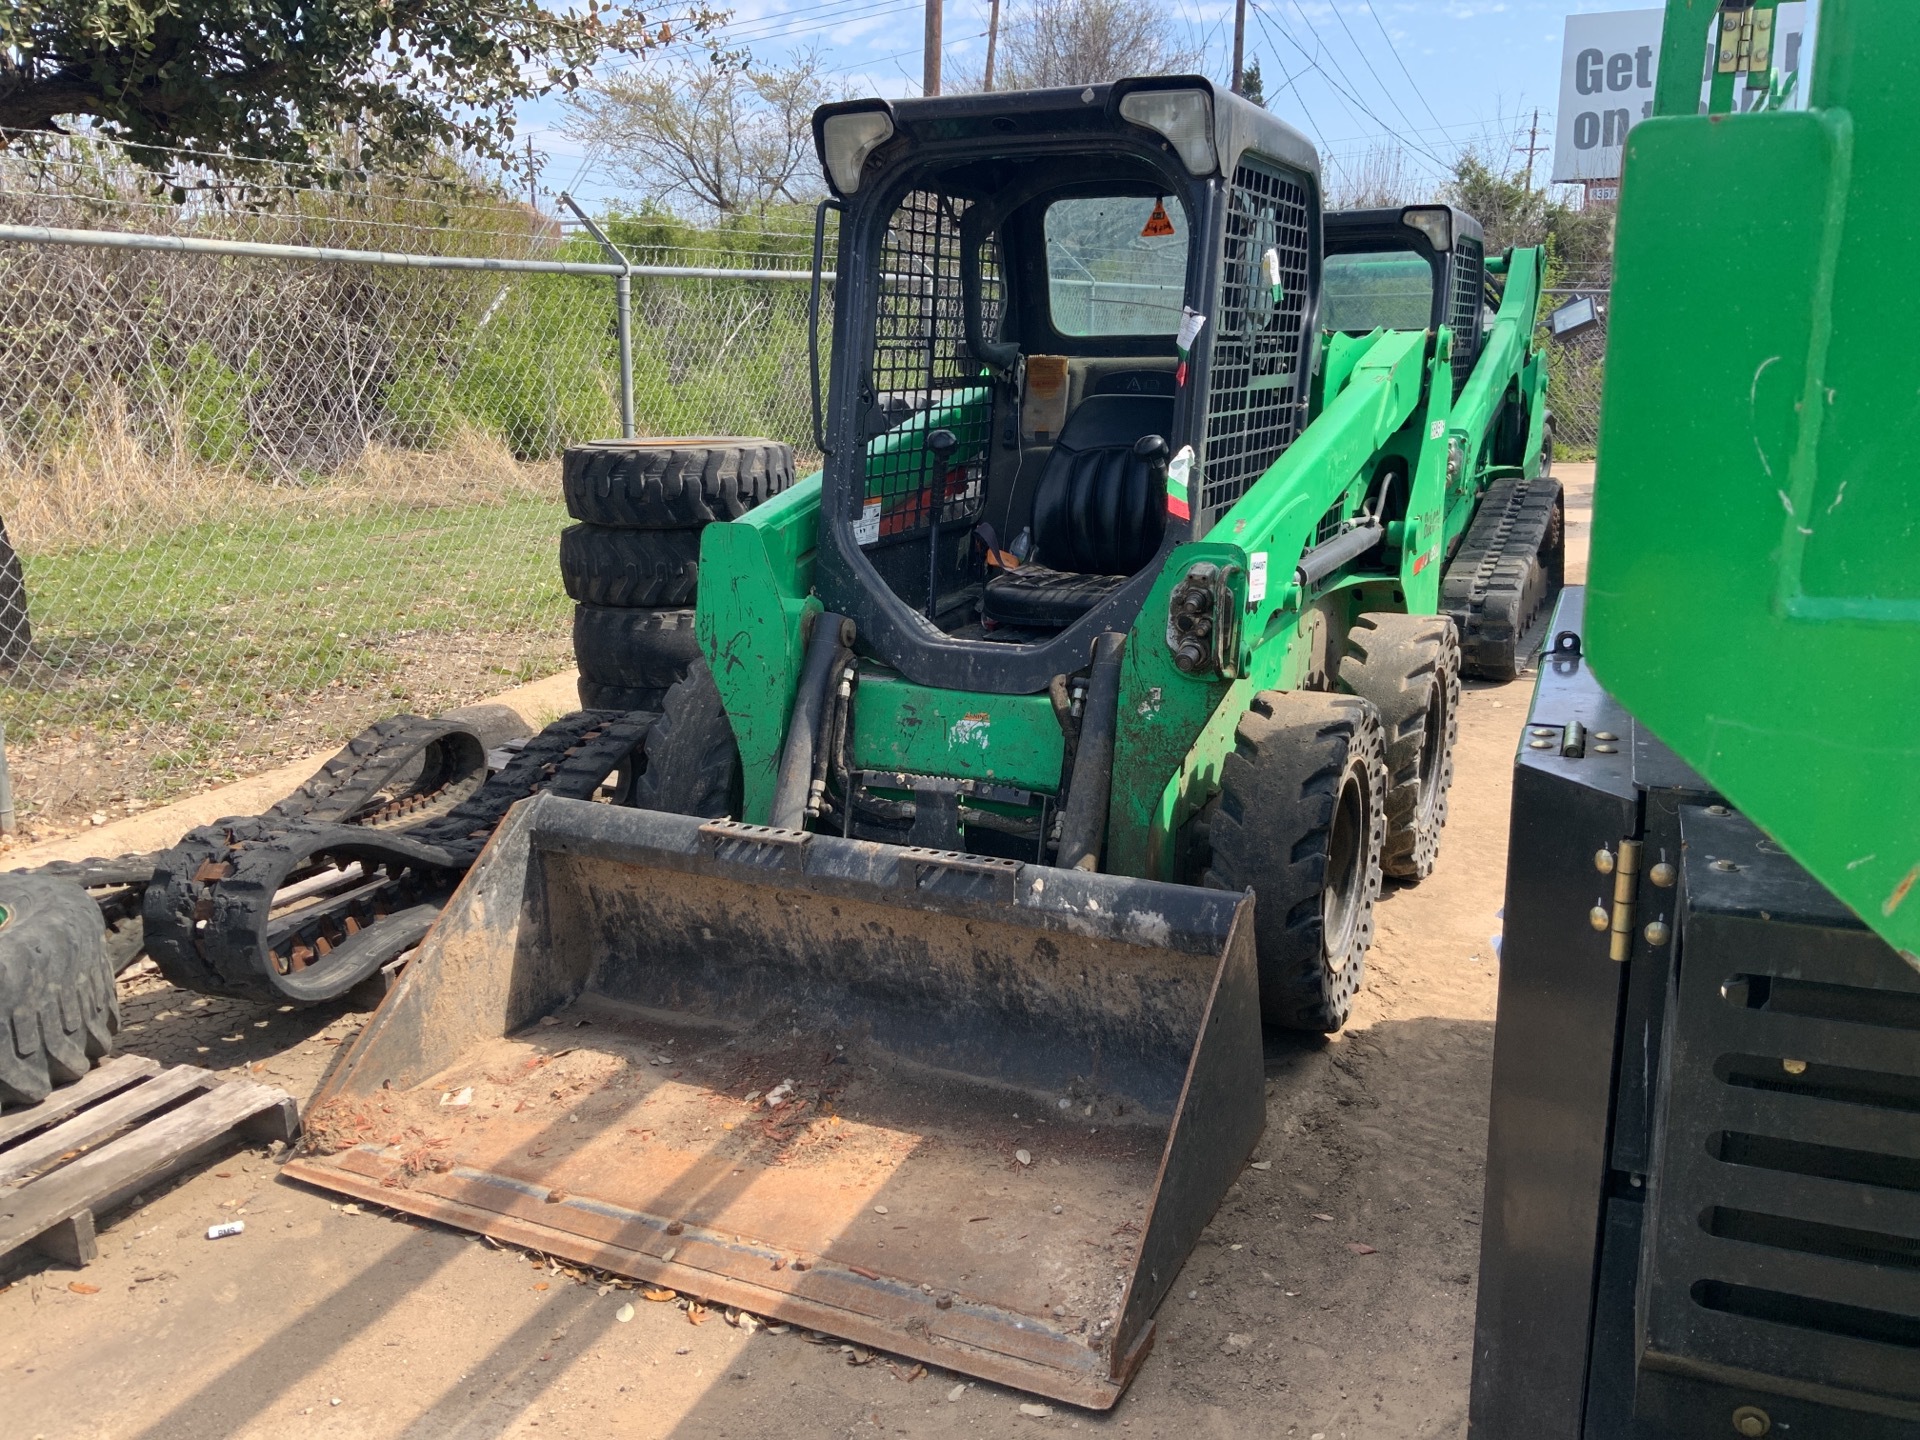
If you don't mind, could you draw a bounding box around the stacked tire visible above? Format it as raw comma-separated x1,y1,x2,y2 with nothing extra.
559,438,794,712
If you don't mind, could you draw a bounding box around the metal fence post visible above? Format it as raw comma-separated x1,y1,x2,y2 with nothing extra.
560,192,636,440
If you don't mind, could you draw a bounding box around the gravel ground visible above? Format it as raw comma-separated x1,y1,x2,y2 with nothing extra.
0,468,1594,1440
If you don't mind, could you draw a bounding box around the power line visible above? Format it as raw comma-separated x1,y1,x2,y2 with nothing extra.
1280,0,1447,169
1362,1,1447,133
1322,0,1430,147
1251,6,1449,176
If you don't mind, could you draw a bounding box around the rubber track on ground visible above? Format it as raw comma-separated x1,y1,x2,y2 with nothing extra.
1439,474,1563,679
140,711,653,1003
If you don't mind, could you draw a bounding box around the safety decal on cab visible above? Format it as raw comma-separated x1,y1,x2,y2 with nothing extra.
1165,445,1195,521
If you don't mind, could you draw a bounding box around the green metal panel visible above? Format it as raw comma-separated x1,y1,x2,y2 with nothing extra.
848,670,1066,793
1587,0,1920,959
700,473,821,824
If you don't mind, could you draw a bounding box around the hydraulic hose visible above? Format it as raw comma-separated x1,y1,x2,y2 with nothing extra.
770,611,856,830
1055,631,1127,872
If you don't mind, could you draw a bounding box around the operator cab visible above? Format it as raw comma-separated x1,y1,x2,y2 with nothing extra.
811,80,1321,695
1322,204,1486,397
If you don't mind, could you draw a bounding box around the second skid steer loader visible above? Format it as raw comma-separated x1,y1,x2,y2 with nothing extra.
290,76,1554,1406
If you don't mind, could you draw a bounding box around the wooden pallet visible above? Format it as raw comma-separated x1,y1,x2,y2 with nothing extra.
0,1055,297,1269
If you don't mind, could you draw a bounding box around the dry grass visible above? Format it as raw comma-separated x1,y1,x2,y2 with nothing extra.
0,398,554,553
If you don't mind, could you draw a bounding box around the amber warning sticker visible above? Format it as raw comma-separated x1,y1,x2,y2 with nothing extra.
1141,198,1176,237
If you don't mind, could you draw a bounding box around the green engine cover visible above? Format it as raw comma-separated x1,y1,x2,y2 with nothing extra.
1587,0,1920,961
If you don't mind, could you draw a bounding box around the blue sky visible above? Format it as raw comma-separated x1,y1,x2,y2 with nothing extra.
526,1,1647,214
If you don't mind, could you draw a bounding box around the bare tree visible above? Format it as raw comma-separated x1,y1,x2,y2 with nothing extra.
566,52,840,217
953,0,1201,92
1325,143,1429,210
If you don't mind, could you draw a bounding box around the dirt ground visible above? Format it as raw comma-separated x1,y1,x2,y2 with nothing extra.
0,468,1594,1440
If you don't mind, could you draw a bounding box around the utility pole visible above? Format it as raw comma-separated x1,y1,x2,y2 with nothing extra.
1231,0,1247,95
983,0,1001,91
1515,108,1549,194
923,0,943,97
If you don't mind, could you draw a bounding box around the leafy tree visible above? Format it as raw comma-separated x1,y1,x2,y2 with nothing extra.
1239,58,1266,108
1444,151,1612,278
566,51,840,217
0,0,720,172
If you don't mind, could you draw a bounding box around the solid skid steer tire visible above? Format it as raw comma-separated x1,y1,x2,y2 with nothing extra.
560,525,702,608
1204,690,1388,1032
1339,612,1462,883
0,873,118,1107
572,605,702,692
0,515,32,667
562,438,794,529
633,659,742,819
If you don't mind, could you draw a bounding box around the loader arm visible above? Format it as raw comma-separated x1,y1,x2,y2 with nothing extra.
1109,326,1433,877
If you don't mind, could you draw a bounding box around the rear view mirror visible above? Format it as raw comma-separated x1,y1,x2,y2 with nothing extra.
1548,295,1603,342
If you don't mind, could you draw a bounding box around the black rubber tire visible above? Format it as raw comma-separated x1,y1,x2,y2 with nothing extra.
0,515,32,667
560,525,701,608
1203,691,1388,1032
578,678,671,713
0,873,118,1107
633,659,742,819
1339,613,1461,883
1444,475,1565,681
562,438,794,528
572,605,701,690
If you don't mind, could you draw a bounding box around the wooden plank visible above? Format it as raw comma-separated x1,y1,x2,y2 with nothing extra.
30,1209,96,1267
0,1067,214,1185
0,1056,161,1148
0,1078,293,1261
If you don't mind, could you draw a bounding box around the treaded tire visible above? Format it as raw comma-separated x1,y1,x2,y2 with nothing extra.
1203,691,1388,1032
0,515,31,666
633,659,742,819
560,525,701,607
562,438,794,528
1443,475,1564,681
573,605,701,691
0,873,117,1107
1339,613,1461,882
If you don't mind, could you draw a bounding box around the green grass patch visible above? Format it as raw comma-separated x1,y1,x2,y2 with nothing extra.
4,496,572,757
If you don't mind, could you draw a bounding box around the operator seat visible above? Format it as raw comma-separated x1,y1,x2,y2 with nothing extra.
982,393,1173,630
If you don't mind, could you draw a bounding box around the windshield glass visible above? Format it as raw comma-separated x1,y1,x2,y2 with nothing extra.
1320,252,1436,333
1045,196,1189,336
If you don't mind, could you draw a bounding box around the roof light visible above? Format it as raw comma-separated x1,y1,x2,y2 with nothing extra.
1401,206,1452,251
1119,89,1218,176
821,109,894,195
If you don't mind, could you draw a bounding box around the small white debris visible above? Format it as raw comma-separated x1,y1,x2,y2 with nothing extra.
1223,1332,1253,1352
764,1079,796,1108
1019,1403,1051,1418
1187,1290,1198,1300
330,1398,343,1407
1015,1149,1032,1166
440,1086,473,1107
873,1205,889,1215
89,812,107,827
1249,1160,1272,1171
1056,1098,1071,1110
206,1221,245,1240
743,1091,762,1105
1051,1205,1063,1215
948,1383,967,1403
616,1303,635,1322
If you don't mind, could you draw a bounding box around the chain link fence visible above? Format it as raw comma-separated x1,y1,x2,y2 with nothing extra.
0,133,824,835
1544,283,1610,458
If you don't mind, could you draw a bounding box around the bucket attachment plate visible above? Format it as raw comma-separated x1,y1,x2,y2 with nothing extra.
285,796,1261,1408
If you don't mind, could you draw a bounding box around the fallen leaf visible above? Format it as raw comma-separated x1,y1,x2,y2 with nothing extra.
1019,1402,1051,1417
687,1304,711,1325
642,1288,677,1302
533,1282,550,1291
1015,1149,1032,1166
1248,1160,1272,1171
68,1282,100,1295
1311,1213,1334,1222
616,1303,635,1322
948,1383,967,1403
890,1361,927,1382
1347,1243,1379,1256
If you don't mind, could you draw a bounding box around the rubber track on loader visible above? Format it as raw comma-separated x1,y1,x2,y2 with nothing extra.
1440,473,1564,680
126,710,652,1003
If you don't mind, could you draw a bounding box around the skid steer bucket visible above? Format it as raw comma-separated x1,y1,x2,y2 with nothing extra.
286,794,1261,1407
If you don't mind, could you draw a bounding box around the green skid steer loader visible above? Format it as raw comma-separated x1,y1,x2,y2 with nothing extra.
291,78,1553,1406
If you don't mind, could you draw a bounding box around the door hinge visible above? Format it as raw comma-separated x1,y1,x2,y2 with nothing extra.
1592,837,1643,961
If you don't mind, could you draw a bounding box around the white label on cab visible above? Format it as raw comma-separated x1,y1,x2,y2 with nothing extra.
854,499,882,545
1248,551,1269,604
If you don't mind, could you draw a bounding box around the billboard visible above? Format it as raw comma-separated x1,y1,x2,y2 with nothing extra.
1552,5,1817,184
